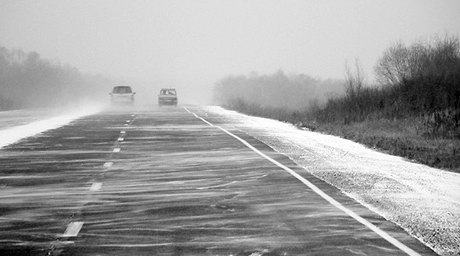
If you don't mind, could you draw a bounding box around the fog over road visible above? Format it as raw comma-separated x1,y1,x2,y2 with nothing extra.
0,106,441,255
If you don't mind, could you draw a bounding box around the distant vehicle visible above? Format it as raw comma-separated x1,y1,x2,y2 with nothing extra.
158,88,178,107
110,86,135,105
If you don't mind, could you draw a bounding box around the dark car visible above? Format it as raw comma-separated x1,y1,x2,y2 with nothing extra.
110,86,135,105
158,88,178,107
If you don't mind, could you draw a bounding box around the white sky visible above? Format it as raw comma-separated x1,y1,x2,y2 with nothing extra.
1,0,459,103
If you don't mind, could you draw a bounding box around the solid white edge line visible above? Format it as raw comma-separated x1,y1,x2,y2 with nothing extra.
184,107,421,256
62,221,84,237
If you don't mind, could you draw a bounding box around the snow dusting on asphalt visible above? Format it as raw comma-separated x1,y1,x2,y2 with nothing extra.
203,106,460,256
0,107,102,149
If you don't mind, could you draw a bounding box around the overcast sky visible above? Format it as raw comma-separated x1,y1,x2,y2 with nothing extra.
1,0,459,103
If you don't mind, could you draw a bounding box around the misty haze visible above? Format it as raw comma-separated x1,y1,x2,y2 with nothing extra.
1,1,460,255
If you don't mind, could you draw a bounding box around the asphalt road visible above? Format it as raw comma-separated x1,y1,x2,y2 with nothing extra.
0,106,437,256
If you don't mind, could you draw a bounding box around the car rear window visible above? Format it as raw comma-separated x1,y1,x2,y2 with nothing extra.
113,86,132,93
161,89,176,95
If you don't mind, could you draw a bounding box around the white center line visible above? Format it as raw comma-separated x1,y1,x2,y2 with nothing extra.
62,222,84,237
184,107,422,256
89,182,102,191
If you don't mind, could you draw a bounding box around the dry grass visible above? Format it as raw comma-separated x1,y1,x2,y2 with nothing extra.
226,99,460,174
310,119,460,173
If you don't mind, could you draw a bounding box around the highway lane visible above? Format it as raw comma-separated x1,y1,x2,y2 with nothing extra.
0,106,436,255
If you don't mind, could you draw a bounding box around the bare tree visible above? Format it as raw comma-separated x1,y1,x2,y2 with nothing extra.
374,42,413,86
344,58,365,98
374,36,459,87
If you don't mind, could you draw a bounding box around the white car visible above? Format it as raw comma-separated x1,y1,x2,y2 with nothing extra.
110,86,135,105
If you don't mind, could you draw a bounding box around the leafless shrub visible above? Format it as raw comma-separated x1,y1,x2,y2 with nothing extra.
344,58,365,98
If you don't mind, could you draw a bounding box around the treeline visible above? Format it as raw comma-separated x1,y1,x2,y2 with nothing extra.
213,70,344,114
312,35,460,137
214,35,460,139
0,45,120,110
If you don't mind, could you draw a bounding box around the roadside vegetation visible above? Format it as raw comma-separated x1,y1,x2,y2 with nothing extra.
0,45,121,110
213,35,460,173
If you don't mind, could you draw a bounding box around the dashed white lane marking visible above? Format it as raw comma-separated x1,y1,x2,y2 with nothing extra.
90,182,103,191
113,148,121,153
62,222,84,237
184,107,422,256
103,161,113,168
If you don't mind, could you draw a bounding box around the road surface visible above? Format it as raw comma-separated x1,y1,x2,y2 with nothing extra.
0,106,436,256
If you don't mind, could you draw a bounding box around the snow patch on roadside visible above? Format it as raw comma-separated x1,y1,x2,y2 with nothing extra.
0,107,101,149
